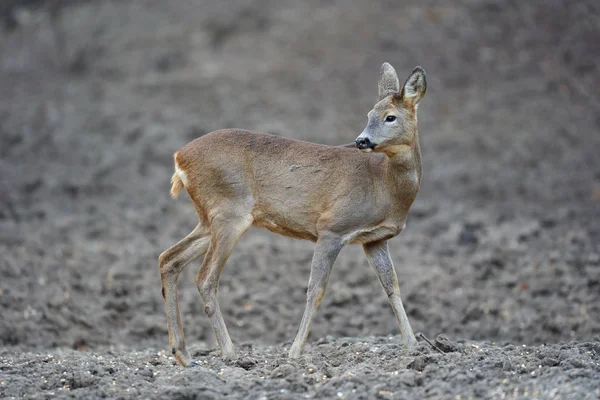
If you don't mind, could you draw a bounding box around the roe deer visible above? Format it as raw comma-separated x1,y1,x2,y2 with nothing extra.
159,63,426,366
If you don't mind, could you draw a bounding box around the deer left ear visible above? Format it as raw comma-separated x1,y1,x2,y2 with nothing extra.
378,62,400,101
400,66,427,105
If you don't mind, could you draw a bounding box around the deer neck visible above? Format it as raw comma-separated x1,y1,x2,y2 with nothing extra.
382,132,422,214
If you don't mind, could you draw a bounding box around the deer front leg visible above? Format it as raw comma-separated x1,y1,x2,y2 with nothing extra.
289,234,343,358
363,239,417,348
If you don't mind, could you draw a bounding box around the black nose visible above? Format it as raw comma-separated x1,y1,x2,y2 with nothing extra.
355,137,374,150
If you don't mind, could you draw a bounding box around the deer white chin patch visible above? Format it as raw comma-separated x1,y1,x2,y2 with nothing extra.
360,148,373,153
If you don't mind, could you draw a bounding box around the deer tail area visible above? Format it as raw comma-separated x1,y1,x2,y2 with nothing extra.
170,153,187,199
170,171,183,199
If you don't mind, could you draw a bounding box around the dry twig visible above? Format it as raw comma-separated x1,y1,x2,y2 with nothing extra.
419,333,445,354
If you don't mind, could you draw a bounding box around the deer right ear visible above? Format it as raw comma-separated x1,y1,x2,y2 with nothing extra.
400,66,427,105
378,62,400,101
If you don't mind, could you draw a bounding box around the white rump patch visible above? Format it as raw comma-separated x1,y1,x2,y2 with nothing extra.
175,164,188,186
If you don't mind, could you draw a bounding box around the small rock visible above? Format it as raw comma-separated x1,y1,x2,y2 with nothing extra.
435,335,460,353
541,357,559,367
68,372,98,389
236,357,257,370
270,364,295,378
137,368,153,378
408,356,426,371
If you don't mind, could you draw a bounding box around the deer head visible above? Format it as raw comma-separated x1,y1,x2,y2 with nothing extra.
355,63,427,157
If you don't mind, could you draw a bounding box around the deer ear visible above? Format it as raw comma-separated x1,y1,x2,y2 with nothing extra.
378,62,400,101
400,66,427,105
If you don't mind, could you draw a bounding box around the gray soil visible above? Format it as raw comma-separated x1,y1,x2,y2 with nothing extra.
1,0,599,399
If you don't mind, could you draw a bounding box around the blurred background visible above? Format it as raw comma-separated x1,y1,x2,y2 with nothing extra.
0,0,598,354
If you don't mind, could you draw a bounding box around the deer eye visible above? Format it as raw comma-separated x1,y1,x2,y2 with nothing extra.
385,115,396,122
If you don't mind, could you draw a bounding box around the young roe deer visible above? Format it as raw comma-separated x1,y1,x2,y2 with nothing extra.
159,63,427,366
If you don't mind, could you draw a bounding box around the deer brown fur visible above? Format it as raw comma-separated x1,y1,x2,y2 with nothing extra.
159,63,427,366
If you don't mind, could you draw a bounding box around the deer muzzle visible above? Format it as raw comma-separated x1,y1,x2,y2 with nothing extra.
355,136,376,151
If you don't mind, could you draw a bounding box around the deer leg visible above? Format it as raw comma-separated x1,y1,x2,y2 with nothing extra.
289,234,343,358
195,213,253,359
159,224,211,367
363,239,417,348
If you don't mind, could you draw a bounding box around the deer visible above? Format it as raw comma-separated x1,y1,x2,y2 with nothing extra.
158,62,427,366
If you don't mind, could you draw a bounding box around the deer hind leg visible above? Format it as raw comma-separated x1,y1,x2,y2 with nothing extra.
195,211,253,359
363,239,417,348
289,233,344,358
159,223,210,367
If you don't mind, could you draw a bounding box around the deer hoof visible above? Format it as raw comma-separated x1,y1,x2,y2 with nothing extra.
172,348,192,367
288,345,303,359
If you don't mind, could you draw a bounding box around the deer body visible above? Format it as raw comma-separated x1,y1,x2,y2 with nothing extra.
174,130,420,244
159,63,427,366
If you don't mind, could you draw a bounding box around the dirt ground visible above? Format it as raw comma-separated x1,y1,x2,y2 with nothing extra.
1,0,599,399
